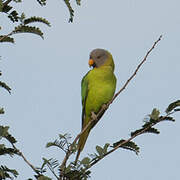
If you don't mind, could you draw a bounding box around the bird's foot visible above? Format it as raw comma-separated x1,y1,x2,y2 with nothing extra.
91,111,97,120
102,104,107,111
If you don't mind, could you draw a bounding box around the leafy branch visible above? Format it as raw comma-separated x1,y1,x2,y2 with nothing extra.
0,165,18,180
0,15,51,43
87,108,177,168
63,0,81,22
55,101,179,180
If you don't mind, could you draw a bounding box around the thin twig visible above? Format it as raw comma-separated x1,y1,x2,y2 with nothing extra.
47,163,59,179
110,35,162,105
11,143,40,176
0,32,13,42
88,115,168,168
0,25,23,42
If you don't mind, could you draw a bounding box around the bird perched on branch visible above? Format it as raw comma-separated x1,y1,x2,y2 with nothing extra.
75,48,117,163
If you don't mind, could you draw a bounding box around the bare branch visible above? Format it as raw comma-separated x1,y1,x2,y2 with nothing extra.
110,35,162,104
88,114,168,168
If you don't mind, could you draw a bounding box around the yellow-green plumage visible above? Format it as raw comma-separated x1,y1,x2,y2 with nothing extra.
75,49,116,163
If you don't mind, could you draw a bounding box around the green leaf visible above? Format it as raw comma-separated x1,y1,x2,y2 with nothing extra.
5,133,17,144
0,81,11,94
46,139,66,150
64,169,91,180
0,108,4,114
103,143,110,154
96,145,103,157
19,12,26,22
46,142,55,148
64,170,81,180
8,10,19,22
0,165,18,179
24,16,51,27
145,127,160,134
64,164,72,174
13,25,44,39
76,0,81,5
0,0,3,12
131,125,160,137
0,126,9,137
13,0,22,2
162,116,175,122
80,157,90,165
37,0,46,6
0,144,18,156
37,175,52,180
113,139,140,155
2,5,12,13
150,108,160,120
64,0,74,22
0,126,17,144
131,128,142,137
59,133,71,140
166,100,180,113
0,36,14,43
46,133,72,153
42,158,59,169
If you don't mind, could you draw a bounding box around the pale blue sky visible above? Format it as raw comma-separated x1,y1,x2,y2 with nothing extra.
1,0,180,179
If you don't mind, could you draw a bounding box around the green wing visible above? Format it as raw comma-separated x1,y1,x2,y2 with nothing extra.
81,72,89,127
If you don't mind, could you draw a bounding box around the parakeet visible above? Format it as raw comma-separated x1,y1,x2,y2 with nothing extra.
75,49,116,163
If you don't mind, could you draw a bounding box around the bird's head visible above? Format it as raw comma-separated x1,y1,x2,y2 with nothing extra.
88,48,115,71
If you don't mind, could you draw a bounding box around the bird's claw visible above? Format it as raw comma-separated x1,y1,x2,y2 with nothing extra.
102,104,107,111
91,112,97,120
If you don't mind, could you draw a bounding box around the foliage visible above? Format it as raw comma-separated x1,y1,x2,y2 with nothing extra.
0,81,11,93
166,100,180,113
0,166,18,180
23,16,51,27
0,0,81,44
64,0,75,22
0,0,83,179
0,123,19,179
0,36,14,43
52,102,179,179
46,133,74,153
37,0,47,6
0,9,51,42
113,140,139,155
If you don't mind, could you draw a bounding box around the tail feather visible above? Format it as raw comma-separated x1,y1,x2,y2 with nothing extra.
75,128,90,164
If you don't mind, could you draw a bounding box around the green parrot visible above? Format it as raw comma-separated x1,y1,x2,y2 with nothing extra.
75,49,116,163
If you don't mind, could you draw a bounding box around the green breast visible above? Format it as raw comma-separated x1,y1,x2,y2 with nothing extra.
85,66,116,116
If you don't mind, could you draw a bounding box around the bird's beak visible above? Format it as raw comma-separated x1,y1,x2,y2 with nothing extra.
88,59,94,67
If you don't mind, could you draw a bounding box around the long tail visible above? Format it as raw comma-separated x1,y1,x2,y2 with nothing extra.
75,128,90,164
